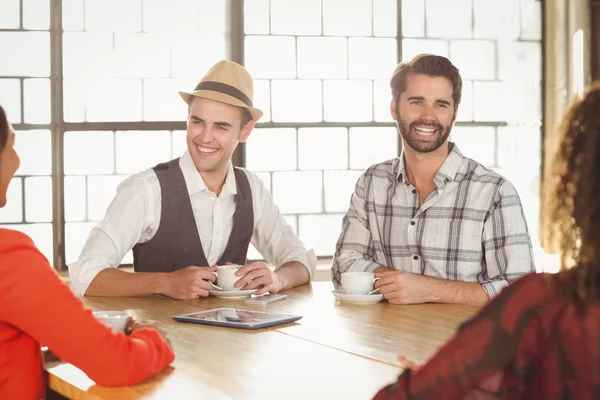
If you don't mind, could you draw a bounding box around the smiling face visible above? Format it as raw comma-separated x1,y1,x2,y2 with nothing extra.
391,73,456,154
186,96,254,175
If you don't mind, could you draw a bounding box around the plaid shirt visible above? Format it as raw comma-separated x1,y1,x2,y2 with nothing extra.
331,144,535,298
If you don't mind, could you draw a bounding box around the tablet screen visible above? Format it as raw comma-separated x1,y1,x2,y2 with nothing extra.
172,308,302,329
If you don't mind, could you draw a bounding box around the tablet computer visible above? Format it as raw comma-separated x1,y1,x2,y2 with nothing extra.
171,308,302,330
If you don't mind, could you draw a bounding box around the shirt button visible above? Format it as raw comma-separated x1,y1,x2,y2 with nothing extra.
216,231,221,235
412,189,417,194
413,255,419,260
410,221,416,226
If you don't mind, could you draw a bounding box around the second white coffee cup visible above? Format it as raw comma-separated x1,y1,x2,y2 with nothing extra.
341,272,379,295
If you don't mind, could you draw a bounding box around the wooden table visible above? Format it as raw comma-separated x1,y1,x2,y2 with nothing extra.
45,282,477,399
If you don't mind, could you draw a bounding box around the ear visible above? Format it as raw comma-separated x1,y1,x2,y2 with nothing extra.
390,98,399,121
239,120,255,143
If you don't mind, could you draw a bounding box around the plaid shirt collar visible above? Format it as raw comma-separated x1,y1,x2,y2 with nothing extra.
395,142,464,186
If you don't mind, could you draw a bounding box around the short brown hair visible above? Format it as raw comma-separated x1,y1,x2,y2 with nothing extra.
188,97,253,128
390,54,462,109
0,106,9,154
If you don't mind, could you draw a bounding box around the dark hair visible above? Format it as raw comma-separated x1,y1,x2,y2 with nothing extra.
187,97,253,128
544,82,600,313
390,54,463,109
0,105,8,154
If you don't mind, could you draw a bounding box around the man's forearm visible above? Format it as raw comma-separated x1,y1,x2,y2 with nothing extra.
427,277,489,308
274,261,310,291
85,268,166,297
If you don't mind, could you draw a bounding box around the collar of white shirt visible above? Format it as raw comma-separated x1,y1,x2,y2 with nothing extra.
178,150,238,197
396,141,464,185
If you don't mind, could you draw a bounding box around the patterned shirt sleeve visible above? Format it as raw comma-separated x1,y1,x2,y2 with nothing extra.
331,171,383,288
371,274,548,400
480,180,536,298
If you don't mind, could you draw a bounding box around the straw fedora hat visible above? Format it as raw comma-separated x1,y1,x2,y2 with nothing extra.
179,60,263,122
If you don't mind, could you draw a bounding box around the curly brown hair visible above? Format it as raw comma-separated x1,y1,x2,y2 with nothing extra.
544,82,600,313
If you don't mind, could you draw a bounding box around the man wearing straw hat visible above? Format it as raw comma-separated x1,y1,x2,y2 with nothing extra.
69,60,316,299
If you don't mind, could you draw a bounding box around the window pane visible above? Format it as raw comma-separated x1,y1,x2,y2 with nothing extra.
23,78,51,124
198,1,227,34
245,36,296,79
272,171,322,214
498,42,541,82
62,0,84,31
323,80,372,122
14,130,51,176
299,214,344,256
456,81,473,122
450,126,496,167
401,0,425,37
25,177,52,222
349,127,398,169
271,80,322,122
1,223,53,263
143,78,192,121
0,178,23,223
324,170,362,212
115,131,172,174
172,130,188,158
253,80,271,122
373,80,394,122
23,0,50,30
85,79,143,121
298,128,348,170
64,176,87,222
473,82,506,122
297,37,347,79
64,131,115,175
87,175,129,220
271,0,321,35
0,0,20,29
0,79,22,124
63,32,114,79
244,0,270,34
65,222,95,263
171,34,226,79
0,32,50,77
425,0,472,39
373,0,397,37
473,0,520,39
402,38,449,60
323,0,372,36
520,1,542,41
497,125,541,167
348,38,397,80
449,41,496,80
143,0,198,33
114,33,171,78
245,128,296,171
85,0,142,32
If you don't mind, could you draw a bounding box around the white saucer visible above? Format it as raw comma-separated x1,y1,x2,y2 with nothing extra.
210,288,258,299
332,289,383,304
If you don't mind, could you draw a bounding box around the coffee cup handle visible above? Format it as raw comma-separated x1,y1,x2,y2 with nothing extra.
372,277,380,283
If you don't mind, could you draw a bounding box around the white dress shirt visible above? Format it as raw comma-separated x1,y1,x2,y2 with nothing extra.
68,151,316,295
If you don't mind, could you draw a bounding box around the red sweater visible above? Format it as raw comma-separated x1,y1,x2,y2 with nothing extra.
0,229,175,399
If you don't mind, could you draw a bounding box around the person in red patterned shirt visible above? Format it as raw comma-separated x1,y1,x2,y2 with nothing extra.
372,83,600,400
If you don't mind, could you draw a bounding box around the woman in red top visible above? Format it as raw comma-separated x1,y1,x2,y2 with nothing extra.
0,105,175,399
373,83,600,400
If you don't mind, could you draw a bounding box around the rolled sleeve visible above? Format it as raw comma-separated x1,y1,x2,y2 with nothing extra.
481,180,536,298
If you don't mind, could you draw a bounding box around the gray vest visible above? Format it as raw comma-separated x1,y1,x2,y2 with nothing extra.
132,158,254,273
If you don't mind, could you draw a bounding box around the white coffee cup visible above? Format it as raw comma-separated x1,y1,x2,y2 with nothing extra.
216,264,244,291
93,311,129,333
341,272,380,295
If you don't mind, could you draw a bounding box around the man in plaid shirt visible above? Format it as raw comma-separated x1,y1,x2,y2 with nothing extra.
332,54,535,307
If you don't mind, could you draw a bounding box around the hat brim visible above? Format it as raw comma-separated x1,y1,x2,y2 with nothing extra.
179,90,264,122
